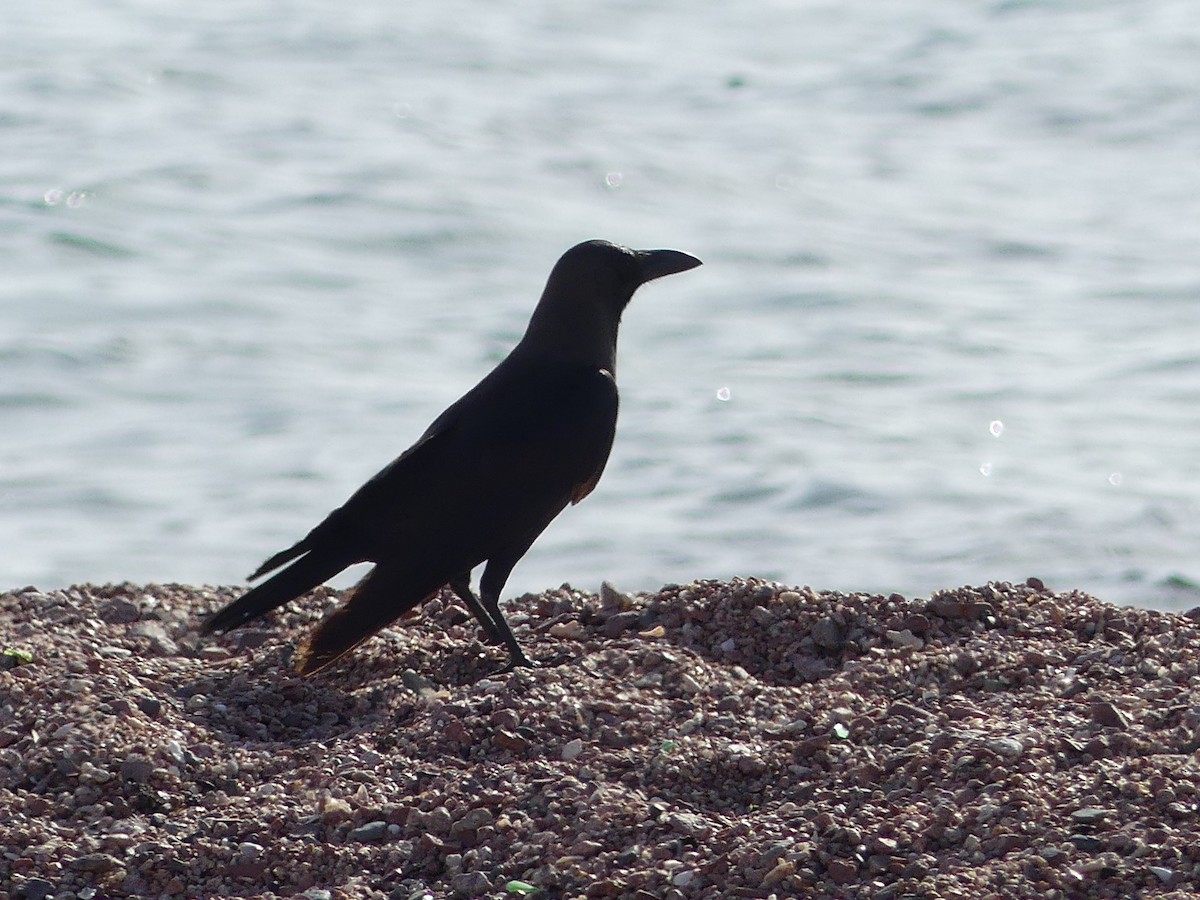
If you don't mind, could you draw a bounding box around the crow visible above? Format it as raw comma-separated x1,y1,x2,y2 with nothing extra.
202,239,701,674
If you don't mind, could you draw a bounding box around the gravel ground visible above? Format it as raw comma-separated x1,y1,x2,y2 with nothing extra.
3,578,1200,899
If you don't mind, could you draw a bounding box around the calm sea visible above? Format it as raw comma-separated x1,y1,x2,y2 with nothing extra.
3,0,1199,609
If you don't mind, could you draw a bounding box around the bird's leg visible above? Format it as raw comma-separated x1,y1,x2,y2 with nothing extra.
448,572,504,645
479,556,537,671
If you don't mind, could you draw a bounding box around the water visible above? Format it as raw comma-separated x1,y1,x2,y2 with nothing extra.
4,0,1200,610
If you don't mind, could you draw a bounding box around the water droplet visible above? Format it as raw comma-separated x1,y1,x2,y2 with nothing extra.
989,420,1004,437
716,386,731,402
979,462,992,477
66,191,88,208
391,101,412,119
44,188,64,206
604,172,623,189
1108,472,1123,486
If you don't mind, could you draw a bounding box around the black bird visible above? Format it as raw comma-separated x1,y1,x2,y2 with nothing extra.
203,239,701,675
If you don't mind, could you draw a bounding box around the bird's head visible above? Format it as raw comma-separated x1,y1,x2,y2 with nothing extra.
522,240,702,368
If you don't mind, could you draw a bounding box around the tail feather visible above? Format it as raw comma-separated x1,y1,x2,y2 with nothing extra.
247,537,310,581
294,565,440,676
204,547,353,633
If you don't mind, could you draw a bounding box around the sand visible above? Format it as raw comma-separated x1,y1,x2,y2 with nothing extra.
2,578,1200,899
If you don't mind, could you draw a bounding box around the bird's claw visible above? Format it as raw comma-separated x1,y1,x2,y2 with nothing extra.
493,653,539,675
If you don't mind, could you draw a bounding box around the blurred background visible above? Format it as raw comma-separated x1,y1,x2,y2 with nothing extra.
3,0,1199,609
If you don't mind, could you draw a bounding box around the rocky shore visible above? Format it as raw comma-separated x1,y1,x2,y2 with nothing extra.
2,578,1199,899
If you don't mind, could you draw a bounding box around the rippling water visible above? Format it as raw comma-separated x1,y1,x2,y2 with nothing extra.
3,0,1199,609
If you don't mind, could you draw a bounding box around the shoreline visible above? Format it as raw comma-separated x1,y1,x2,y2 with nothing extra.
3,579,1199,898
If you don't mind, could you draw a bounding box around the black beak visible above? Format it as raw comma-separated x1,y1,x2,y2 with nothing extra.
635,248,703,283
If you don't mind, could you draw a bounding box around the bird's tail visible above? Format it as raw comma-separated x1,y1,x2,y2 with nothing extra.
203,546,354,634
294,565,441,676
247,531,318,581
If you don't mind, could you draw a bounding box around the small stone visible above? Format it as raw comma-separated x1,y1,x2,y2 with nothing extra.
668,811,710,838
79,762,112,784
549,620,584,639
426,806,453,835
886,628,924,650
19,877,55,900
230,629,273,650
493,730,531,753
135,695,162,718
130,621,178,655
119,757,154,783
762,859,795,886
1070,807,1114,826
450,871,492,896
453,808,494,834
600,581,632,609
826,856,858,884
672,869,695,887
902,613,931,634
321,796,352,823
237,842,264,861
811,617,845,651
984,737,1024,758
348,820,387,842
401,668,437,697
569,839,604,856
1149,865,1174,884
561,738,584,761
1090,701,1131,729
69,853,120,872
603,611,641,638
101,597,141,623
1069,834,1104,851
869,835,899,854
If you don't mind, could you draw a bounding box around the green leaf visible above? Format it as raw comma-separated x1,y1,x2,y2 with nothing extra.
2,649,33,665
506,881,538,895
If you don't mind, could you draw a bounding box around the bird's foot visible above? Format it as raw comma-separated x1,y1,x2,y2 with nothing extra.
493,651,539,675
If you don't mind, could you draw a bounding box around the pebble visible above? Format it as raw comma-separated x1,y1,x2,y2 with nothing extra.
18,878,55,900
1149,865,1174,883
885,628,924,650
4,578,1200,900
119,757,154,783
69,853,120,872
600,581,632,609
762,859,795,886
348,820,388,842
602,611,642,638
1070,807,1114,825
135,694,163,717
671,869,696,887
549,620,584,639
450,871,492,896
1090,701,1132,728
561,738,584,761
811,616,845,651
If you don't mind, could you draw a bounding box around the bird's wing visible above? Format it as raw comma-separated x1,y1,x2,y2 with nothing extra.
339,359,618,533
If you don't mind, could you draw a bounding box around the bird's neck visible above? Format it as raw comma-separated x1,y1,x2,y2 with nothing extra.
518,300,621,373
